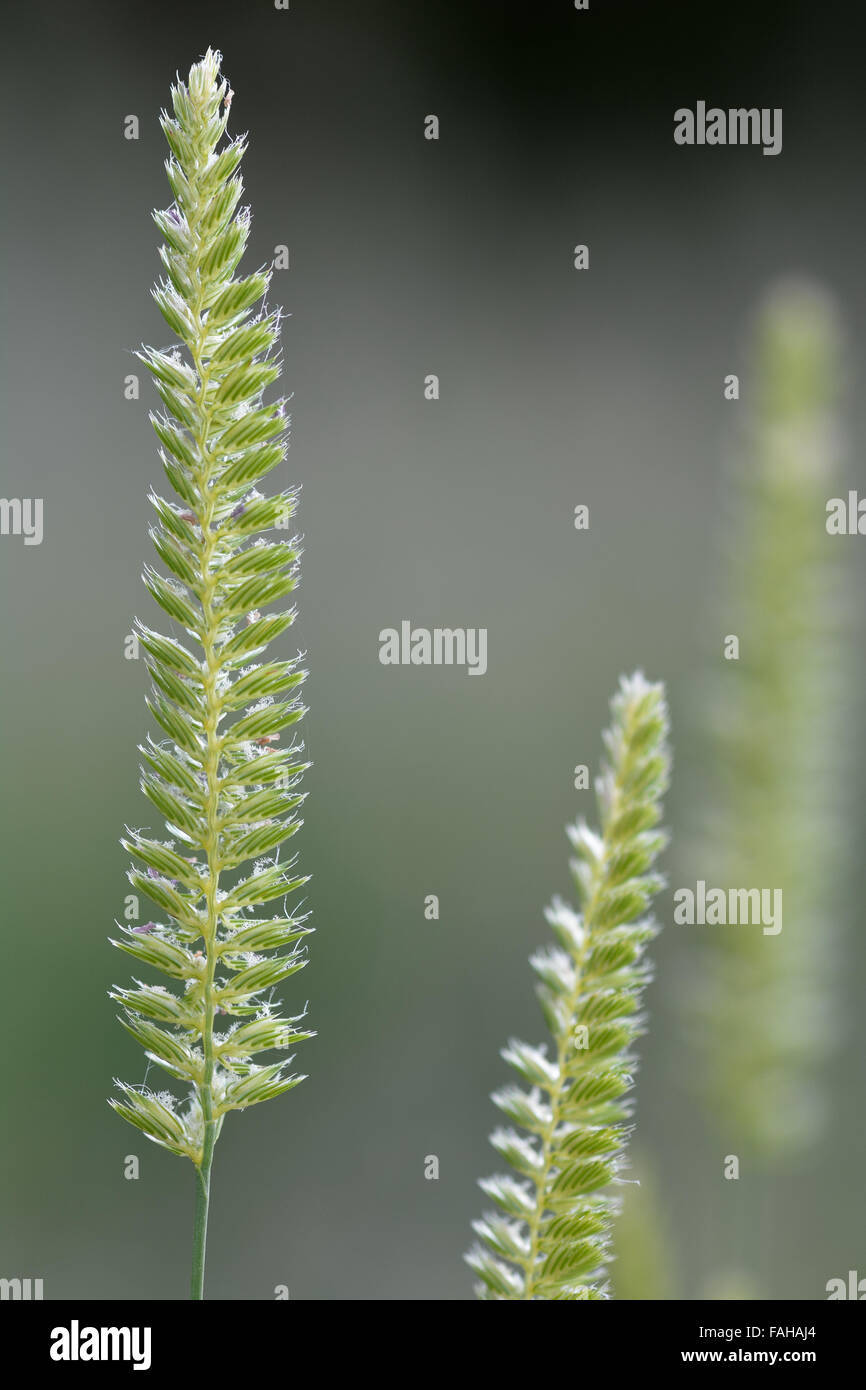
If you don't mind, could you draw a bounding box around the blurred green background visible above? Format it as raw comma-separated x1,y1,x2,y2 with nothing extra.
1,0,864,1298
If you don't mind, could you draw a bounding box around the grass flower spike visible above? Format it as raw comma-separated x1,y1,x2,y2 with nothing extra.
691,279,845,1158
109,48,313,1299
466,673,671,1299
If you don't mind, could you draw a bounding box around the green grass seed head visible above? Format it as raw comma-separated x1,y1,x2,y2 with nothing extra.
466,672,671,1300
109,47,313,1297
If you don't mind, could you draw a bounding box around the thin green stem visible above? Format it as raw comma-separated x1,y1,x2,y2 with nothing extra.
190,1127,215,1299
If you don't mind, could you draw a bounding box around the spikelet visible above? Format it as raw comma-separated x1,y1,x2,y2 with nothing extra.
109,50,313,1215
466,673,671,1299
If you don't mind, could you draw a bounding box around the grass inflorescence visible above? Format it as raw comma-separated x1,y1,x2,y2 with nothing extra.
109,48,313,1299
466,672,671,1299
